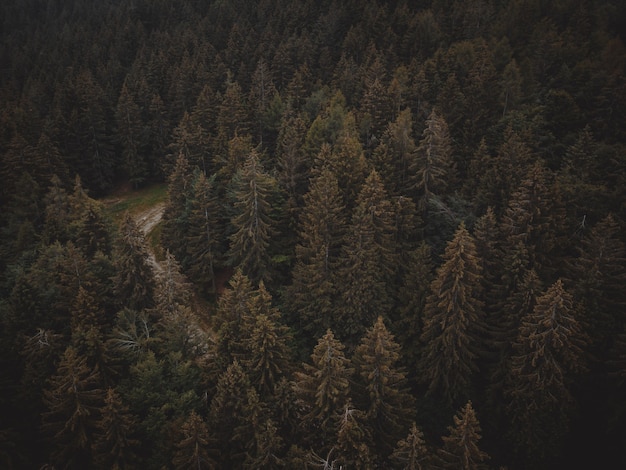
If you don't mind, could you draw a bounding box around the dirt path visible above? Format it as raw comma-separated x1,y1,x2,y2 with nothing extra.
133,202,165,274
131,202,215,338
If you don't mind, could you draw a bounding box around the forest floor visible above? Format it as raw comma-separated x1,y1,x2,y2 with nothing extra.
102,183,215,337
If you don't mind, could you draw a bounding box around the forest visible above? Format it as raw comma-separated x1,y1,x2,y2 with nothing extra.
1,0,625,468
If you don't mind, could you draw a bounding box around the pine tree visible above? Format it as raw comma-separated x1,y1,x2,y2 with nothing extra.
419,223,485,405
209,360,253,468
353,316,415,458
185,170,223,294
286,167,346,343
41,346,104,469
293,329,353,453
243,418,285,469
436,401,490,470
394,242,434,367
383,107,419,195
569,214,626,353
227,149,278,284
504,279,588,463
500,160,566,278
242,283,293,399
411,108,456,210
391,422,432,470
112,212,156,311
333,400,374,470
92,388,139,470
161,152,193,264
336,170,396,344
172,411,216,470
276,110,309,213
116,81,147,187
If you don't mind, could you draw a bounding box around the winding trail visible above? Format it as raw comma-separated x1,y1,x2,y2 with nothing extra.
134,202,166,274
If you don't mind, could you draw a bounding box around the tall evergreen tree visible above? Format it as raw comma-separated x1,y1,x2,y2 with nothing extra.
161,152,193,264
410,107,456,210
333,400,374,470
185,170,223,294
336,170,396,344
242,283,293,399
418,223,485,405
293,329,353,454
504,279,588,464
41,346,104,469
112,212,156,311
436,401,490,470
92,388,139,470
116,81,147,187
353,316,415,459
227,149,278,284
172,411,216,470
391,422,433,470
286,167,346,343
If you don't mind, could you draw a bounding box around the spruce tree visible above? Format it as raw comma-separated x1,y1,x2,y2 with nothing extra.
112,212,156,311
410,107,456,210
161,152,193,265
116,81,147,187
333,400,374,470
390,422,432,470
286,167,346,343
172,411,216,470
436,401,490,470
209,360,253,468
504,279,588,464
336,170,396,344
41,346,104,469
242,283,294,399
92,388,139,470
419,223,485,405
185,170,223,294
227,149,278,284
293,329,353,453
353,316,415,458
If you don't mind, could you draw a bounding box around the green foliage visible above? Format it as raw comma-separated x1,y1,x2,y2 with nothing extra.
2,1,626,468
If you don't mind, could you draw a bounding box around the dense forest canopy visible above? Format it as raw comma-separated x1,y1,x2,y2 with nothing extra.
1,0,625,468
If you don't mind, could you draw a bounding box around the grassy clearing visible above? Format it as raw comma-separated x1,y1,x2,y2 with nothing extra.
101,183,167,222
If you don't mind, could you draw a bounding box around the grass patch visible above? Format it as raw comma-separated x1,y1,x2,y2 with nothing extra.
102,183,167,221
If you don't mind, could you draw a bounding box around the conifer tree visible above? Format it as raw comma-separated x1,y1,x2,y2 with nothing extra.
394,242,434,367
333,400,374,470
419,223,485,405
227,149,278,284
172,411,216,470
112,212,156,311
500,160,566,277
353,316,415,458
436,401,490,470
336,170,396,343
242,283,294,399
276,110,309,213
391,422,432,470
209,360,253,468
185,170,223,294
286,167,346,343
243,418,285,470
41,346,104,469
383,107,418,195
411,107,456,210
161,152,193,264
293,329,353,453
116,81,147,187
92,388,139,470
504,279,588,463
569,214,626,353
